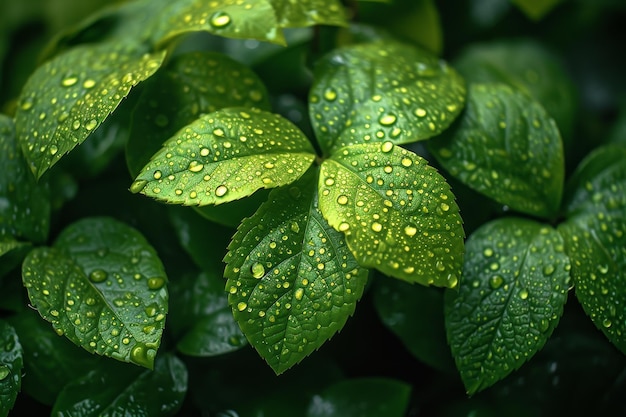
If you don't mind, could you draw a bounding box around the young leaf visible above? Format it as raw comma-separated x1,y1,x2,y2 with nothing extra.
131,108,316,206
269,0,347,28
306,378,411,417
0,115,50,243
225,169,369,374
309,40,466,155
445,217,570,395
52,353,187,416
0,320,22,416
429,83,564,219
15,43,166,178
22,217,168,369
127,51,271,177
319,142,464,287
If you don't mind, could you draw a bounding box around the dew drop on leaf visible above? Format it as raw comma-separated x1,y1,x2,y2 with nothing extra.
251,262,265,279
130,179,148,193
519,289,529,299
89,269,108,283
379,114,397,126
210,11,232,28
147,277,165,290
215,185,228,197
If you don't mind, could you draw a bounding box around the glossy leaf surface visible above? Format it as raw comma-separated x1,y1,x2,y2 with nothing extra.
270,0,347,28
319,142,464,287
445,217,570,394
22,217,168,369
225,170,369,374
430,83,564,218
310,40,465,155
0,320,22,416
132,108,316,206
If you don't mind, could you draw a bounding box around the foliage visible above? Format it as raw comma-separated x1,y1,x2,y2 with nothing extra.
1,0,626,415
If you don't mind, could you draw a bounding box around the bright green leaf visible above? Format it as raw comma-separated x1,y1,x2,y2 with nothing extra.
445,217,570,395
22,217,168,369
319,142,464,287
15,43,166,178
131,108,316,206
0,320,22,416
372,277,454,372
454,39,576,140
309,40,465,155
306,378,411,417
429,83,564,218
224,169,369,374
127,51,271,177
0,114,50,242
269,0,347,28
511,0,563,20
52,353,187,416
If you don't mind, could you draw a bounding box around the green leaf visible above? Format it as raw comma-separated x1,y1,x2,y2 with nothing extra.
127,51,271,177
15,43,166,178
511,0,563,20
8,309,101,405
0,238,31,279
0,114,50,242
131,108,316,206
309,40,466,155
269,0,347,28
445,217,570,394
372,277,454,372
0,320,22,416
454,39,576,140
306,378,411,417
22,217,168,369
175,271,248,356
52,353,187,416
192,188,271,228
225,169,369,374
319,142,464,287
429,83,564,218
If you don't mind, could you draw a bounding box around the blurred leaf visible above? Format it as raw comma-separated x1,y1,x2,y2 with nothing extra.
511,0,563,20
0,320,22,417
429,83,564,218
445,217,570,394
22,217,168,369
319,142,464,287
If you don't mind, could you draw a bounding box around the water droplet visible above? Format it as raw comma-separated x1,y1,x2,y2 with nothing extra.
145,304,158,317
379,114,397,126
130,179,147,194
0,365,9,381
371,222,383,232
381,141,394,153
83,79,96,89
603,318,612,328
21,100,34,111
89,269,108,283
489,275,503,289
210,11,232,28
519,289,529,300
153,170,162,180
188,161,204,172
290,222,300,233
72,120,81,130
85,119,98,131
415,108,427,117
147,277,165,290
237,302,247,311
483,248,494,257
339,222,350,232
440,203,450,212
539,319,550,332
337,195,348,205
130,343,156,368
447,274,458,288
62,76,78,87
404,225,417,237
543,265,555,276
323,87,337,101
251,262,265,279
49,145,58,155
401,157,412,167
215,185,228,197
295,288,304,301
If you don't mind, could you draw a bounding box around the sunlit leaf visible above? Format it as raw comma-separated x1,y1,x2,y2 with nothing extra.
225,169,369,374
131,108,316,206
445,217,570,394
127,51,271,177
319,142,464,287
310,40,465,155
0,320,22,416
15,43,165,178
429,83,564,218
22,217,168,369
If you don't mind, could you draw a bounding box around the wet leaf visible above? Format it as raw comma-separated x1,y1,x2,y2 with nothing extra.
22,217,168,369
306,378,411,417
52,353,187,416
0,320,22,417
445,217,570,394
454,39,576,140
310,40,465,155
193,189,271,228
225,169,369,374
0,114,50,243
15,43,166,178
429,83,564,218
269,0,347,28
319,142,464,287
131,108,316,207
127,51,271,177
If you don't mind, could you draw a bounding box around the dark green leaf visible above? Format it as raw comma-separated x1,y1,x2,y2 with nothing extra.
225,169,369,374
52,353,187,416
22,217,168,369
8,309,101,405
372,277,454,371
511,0,563,20
269,0,347,28
0,238,31,280
174,271,248,356
0,320,22,416
131,108,316,206
0,114,50,242
15,43,166,178
309,40,465,155
429,83,564,218
192,188,271,228
319,142,464,287
306,378,411,417
127,51,271,177
445,217,570,394
454,39,576,140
